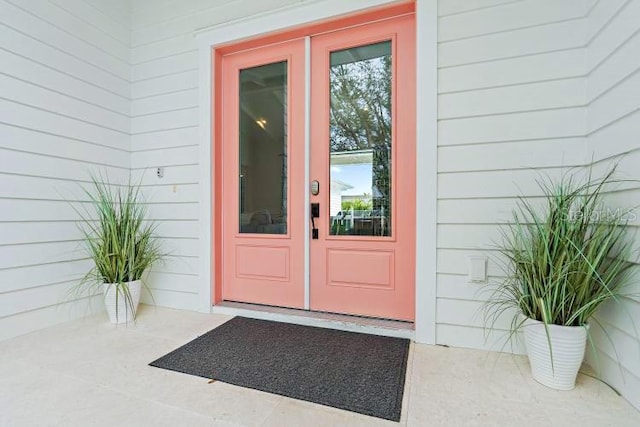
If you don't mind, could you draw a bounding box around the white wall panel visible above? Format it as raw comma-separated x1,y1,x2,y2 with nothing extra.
0,296,103,342
438,138,586,172
436,324,525,354
439,0,590,42
588,30,640,101
131,70,198,98
0,49,128,114
0,100,128,150
51,0,130,45
0,0,131,341
131,108,198,134
438,0,523,18
83,0,130,29
587,0,640,71
0,24,128,98
439,108,586,145
131,127,198,151
131,89,198,116
439,49,586,93
439,19,587,68
438,168,573,199
0,0,129,79
139,184,200,204
6,0,129,62
0,149,127,183
0,123,128,167
0,74,129,133
439,79,586,119
586,0,640,410
1,259,93,294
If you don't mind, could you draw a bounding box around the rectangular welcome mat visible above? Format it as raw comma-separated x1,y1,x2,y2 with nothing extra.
149,317,410,421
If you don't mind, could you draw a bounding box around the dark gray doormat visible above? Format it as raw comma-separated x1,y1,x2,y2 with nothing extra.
149,317,410,421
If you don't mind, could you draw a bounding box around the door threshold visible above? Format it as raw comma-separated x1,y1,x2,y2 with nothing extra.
211,301,414,340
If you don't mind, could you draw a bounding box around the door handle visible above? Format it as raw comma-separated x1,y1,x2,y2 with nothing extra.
310,203,319,239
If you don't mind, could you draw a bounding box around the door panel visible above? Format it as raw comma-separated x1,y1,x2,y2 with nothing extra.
221,39,305,308
309,16,416,320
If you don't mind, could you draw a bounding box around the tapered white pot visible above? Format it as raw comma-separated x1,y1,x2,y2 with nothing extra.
523,317,589,390
103,280,141,324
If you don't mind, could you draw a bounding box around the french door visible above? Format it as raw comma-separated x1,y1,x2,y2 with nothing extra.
220,15,415,321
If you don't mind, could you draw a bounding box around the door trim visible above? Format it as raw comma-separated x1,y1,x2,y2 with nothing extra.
304,36,311,310
195,0,438,343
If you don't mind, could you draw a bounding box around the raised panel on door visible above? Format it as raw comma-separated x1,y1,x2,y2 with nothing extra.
309,15,416,321
221,39,305,308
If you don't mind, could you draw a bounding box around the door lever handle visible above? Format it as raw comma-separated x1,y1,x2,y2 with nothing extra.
310,203,319,239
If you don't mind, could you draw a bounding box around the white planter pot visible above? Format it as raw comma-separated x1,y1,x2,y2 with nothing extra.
523,317,589,390
103,280,141,324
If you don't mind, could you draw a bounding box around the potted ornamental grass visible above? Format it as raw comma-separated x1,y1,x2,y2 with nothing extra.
75,175,163,324
486,166,637,390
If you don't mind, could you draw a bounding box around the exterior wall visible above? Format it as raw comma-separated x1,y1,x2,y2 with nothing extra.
435,0,593,351
0,0,131,340
586,0,640,410
129,0,302,310
1,0,638,410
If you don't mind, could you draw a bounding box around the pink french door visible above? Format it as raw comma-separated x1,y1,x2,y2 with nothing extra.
221,39,306,308
309,16,416,321
220,14,415,321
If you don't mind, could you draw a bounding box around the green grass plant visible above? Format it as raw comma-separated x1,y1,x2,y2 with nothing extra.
74,174,163,321
486,166,637,341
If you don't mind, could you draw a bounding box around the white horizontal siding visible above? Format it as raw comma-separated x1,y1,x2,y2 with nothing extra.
439,108,587,145
585,0,640,410
438,0,593,42
439,167,582,200
0,74,128,133
439,19,587,68
131,89,198,116
131,70,198,99
0,48,129,114
434,0,595,365
0,149,127,182
0,241,86,270
439,49,587,93
438,0,521,17
0,123,128,167
2,259,93,294
0,0,131,341
439,78,587,119
0,99,128,151
436,324,525,354
0,295,103,342
128,0,302,305
438,138,587,172
51,0,130,45
0,0,129,80
0,13,128,99
132,127,199,151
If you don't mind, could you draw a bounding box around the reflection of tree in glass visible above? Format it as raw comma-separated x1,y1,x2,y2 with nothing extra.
341,198,373,211
330,54,391,235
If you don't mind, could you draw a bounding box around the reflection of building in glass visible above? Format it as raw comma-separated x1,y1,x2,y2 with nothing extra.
330,149,373,216
330,179,353,216
329,149,387,236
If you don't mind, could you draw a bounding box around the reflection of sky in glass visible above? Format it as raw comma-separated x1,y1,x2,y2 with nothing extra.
331,163,372,196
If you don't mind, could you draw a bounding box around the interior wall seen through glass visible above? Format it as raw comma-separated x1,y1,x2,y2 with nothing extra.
238,61,288,235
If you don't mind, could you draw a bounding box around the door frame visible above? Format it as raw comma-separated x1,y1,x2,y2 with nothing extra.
195,0,437,344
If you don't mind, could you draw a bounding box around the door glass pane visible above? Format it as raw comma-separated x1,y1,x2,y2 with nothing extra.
329,41,392,236
239,61,288,234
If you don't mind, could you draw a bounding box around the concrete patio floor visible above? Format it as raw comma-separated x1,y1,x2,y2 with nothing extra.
1,306,638,427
